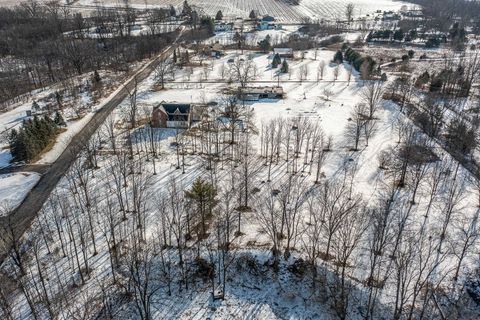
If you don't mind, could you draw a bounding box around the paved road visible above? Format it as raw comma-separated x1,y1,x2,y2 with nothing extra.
0,29,183,262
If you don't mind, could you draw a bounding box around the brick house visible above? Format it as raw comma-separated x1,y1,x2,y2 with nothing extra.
151,103,202,128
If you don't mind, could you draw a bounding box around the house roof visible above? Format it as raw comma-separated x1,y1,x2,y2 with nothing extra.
211,43,223,51
161,103,191,114
273,48,293,55
153,103,191,122
239,86,284,95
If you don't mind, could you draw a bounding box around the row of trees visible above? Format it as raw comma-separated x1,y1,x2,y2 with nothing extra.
8,115,63,162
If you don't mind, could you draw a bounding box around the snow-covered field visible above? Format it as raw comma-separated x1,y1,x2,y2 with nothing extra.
72,0,410,22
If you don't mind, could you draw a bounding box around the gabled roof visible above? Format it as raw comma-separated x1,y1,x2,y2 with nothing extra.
161,103,191,114
273,48,293,54
262,15,275,22
239,86,284,95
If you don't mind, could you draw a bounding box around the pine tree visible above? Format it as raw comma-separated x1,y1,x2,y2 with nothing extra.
258,35,272,53
55,91,62,109
249,10,257,20
173,50,177,63
272,59,278,69
182,0,192,17
10,116,58,162
272,53,281,68
169,5,176,17
93,70,101,83
10,130,27,162
201,16,215,35
333,50,343,64
215,10,223,21
185,178,217,237
415,71,430,88
281,59,289,73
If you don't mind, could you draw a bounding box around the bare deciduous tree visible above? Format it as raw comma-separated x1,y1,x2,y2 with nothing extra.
361,81,384,119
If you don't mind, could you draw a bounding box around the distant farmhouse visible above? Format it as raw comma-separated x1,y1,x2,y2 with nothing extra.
152,102,204,128
209,43,224,58
215,22,233,33
237,86,284,101
257,15,282,31
273,48,294,59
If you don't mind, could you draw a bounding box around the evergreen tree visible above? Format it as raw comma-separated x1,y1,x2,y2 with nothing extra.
9,116,58,162
415,71,430,88
258,35,272,53
429,75,443,92
272,53,281,68
185,178,217,236
190,10,199,28
333,50,343,64
93,70,101,83
169,5,176,17
393,28,404,41
215,10,223,21
55,91,62,109
201,16,215,35
182,0,192,17
173,50,177,63
10,130,27,162
281,59,289,73
249,10,257,20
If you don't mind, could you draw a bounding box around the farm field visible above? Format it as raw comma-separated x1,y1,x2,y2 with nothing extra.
71,0,411,22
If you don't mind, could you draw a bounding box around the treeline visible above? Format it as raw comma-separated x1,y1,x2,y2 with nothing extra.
334,46,377,79
408,0,480,33
0,1,178,106
367,22,467,50
8,113,64,162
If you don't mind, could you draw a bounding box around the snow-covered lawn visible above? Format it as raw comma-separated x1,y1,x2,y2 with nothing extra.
0,172,40,213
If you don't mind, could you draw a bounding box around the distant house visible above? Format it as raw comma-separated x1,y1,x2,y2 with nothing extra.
237,86,284,101
262,15,275,22
257,21,282,31
382,11,400,21
215,22,233,32
210,43,224,58
273,48,294,59
152,103,203,128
